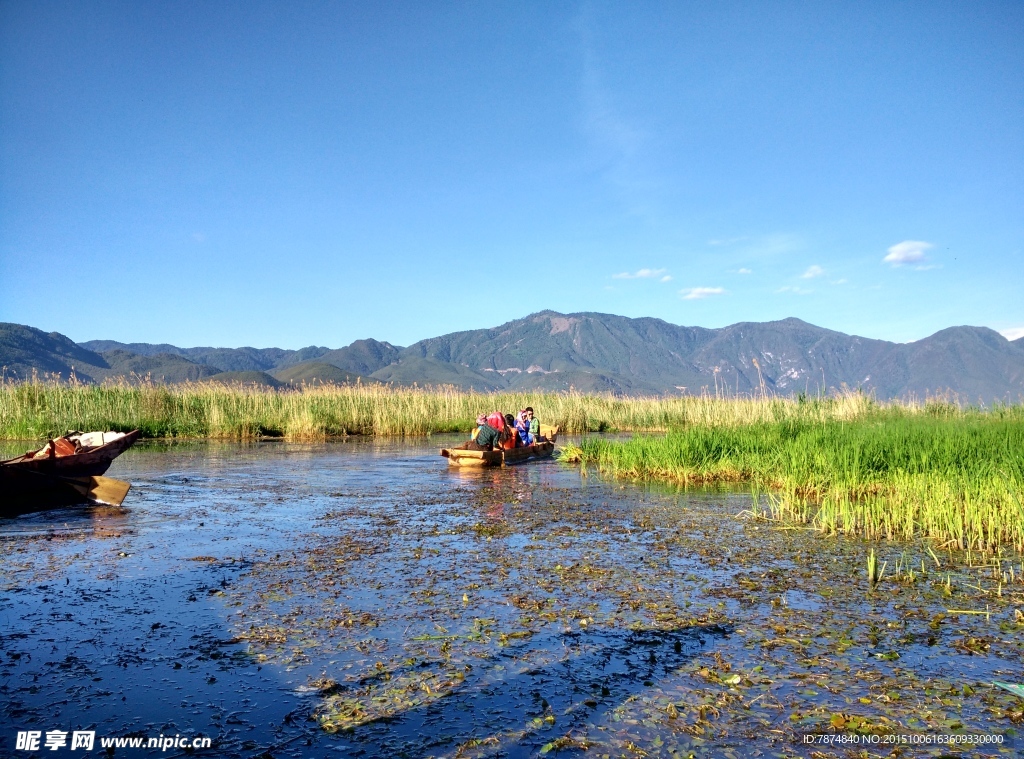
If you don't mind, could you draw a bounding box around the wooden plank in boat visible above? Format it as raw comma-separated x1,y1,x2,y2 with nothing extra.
440,448,502,467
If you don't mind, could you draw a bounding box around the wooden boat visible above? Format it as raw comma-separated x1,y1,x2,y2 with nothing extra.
441,425,559,468
442,440,556,467
1,430,140,515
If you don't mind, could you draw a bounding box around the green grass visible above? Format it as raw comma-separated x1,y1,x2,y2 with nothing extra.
560,406,1024,550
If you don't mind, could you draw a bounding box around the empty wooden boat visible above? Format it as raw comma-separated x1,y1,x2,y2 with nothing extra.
1,430,140,515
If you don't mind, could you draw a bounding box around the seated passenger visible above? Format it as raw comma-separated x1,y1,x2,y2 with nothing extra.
515,410,532,445
460,418,502,450
523,407,543,444
502,414,520,449
531,408,546,442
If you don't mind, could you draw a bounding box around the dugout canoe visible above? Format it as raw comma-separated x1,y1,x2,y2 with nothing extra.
441,440,556,467
1,430,140,515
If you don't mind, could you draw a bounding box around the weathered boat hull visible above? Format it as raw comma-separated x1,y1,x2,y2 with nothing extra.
1,430,140,515
441,441,555,467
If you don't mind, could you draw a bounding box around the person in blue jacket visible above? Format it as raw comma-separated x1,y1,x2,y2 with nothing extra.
517,407,542,445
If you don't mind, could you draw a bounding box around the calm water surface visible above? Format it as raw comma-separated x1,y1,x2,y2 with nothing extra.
1,438,1021,758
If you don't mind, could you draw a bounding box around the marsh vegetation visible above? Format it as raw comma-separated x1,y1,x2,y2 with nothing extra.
2,380,1021,550
561,404,1024,551
1,378,1016,439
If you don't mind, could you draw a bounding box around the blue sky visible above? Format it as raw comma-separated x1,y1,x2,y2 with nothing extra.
1,1,1021,349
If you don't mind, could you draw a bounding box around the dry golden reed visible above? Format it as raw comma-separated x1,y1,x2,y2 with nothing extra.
0,377,914,441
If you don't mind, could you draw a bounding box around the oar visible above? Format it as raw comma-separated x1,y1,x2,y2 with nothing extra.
11,467,132,507
62,476,132,506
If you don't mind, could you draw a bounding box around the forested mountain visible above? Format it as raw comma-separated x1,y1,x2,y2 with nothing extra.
4,312,1023,400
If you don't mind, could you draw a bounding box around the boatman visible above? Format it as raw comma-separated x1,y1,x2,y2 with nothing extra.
460,413,504,451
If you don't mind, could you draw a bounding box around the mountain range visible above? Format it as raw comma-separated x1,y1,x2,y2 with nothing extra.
2,311,1023,401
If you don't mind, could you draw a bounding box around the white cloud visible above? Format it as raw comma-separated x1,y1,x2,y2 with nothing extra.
776,285,812,295
884,240,933,266
736,268,753,275
613,268,667,279
800,264,825,279
708,236,747,246
831,278,848,285
680,286,725,300
660,275,672,282
1001,327,1024,341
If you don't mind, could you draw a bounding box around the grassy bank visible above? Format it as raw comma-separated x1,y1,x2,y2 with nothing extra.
0,379,907,440
561,407,1024,550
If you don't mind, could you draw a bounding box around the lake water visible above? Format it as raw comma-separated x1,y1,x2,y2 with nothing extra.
1,438,1021,757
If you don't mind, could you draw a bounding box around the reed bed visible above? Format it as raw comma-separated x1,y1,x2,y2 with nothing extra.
561,407,1024,550
3,378,1021,548
0,378,915,441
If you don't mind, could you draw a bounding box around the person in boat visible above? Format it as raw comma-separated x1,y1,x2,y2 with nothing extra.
502,414,521,449
515,410,531,445
518,407,543,444
469,413,488,442
460,412,505,451
528,407,546,442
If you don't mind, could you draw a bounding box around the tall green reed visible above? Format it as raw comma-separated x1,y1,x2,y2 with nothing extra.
561,409,1024,550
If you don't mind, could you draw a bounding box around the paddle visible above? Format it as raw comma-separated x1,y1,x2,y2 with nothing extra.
11,467,132,507
62,476,132,506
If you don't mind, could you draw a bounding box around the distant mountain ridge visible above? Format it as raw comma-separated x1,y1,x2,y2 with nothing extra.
3,311,1023,401
79,337,402,375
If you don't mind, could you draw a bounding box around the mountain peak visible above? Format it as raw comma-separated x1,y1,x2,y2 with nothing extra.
4,314,1023,400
